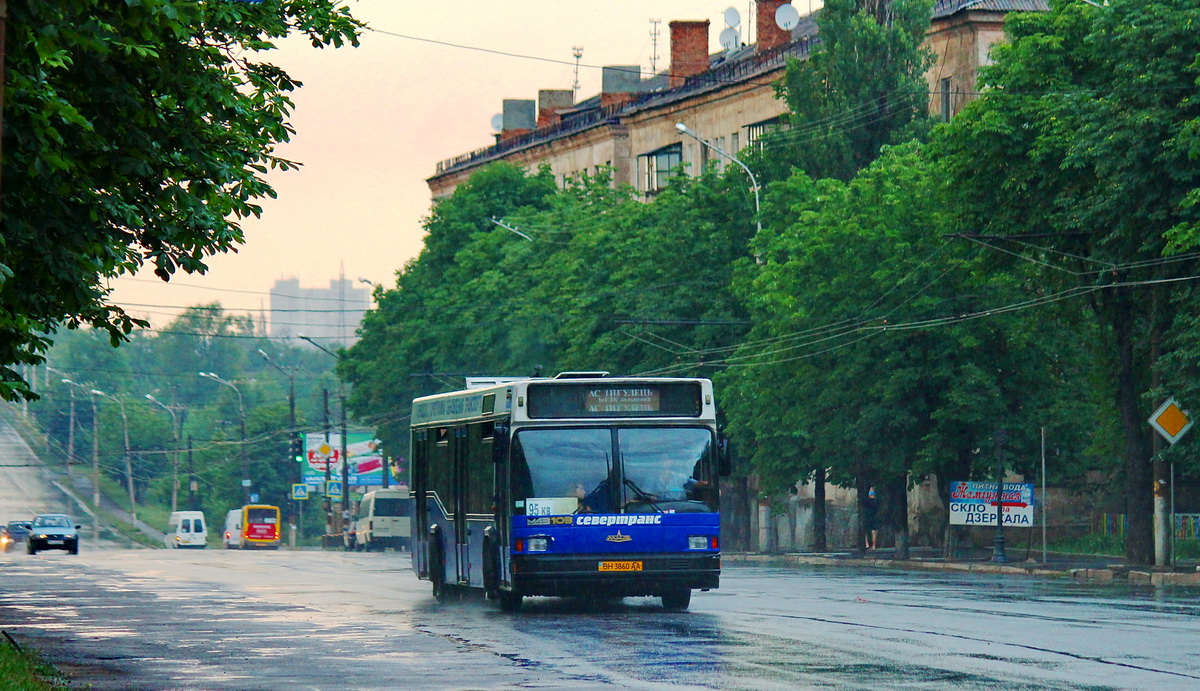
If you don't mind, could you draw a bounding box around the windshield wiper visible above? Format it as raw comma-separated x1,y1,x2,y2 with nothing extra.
622,477,662,513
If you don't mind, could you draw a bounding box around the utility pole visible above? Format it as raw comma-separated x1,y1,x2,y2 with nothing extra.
341,391,349,539
187,435,197,510
66,385,76,475
146,395,181,513
323,388,333,537
90,391,100,541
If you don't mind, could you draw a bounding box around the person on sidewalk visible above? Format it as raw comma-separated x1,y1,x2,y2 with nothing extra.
864,488,880,550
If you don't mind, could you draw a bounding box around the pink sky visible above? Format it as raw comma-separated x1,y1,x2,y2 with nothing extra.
109,1,811,327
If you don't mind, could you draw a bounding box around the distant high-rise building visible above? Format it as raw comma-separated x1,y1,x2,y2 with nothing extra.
269,277,370,347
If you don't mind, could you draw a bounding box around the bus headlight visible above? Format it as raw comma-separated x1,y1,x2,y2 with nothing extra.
688,536,709,550
527,537,549,552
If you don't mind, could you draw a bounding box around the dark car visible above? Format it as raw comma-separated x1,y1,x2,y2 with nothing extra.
2,521,31,553
26,514,80,555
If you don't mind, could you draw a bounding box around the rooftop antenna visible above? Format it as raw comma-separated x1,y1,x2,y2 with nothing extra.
649,19,662,73
720,7,741,53
490,113,504,132
571,46,584,99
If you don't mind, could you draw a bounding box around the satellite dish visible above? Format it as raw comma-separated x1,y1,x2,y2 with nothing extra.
723,7,741,28
490,114,504,132
719,27,740,51
776,3,801,31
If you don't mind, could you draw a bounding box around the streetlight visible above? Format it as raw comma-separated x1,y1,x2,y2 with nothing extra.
59,378,76,476
992,428,1008,563
90,389,137,525
199,372,249,503
62,379,101,531
675,122,761,236
259,348,301,547
145,394,182,513
298,334,356,542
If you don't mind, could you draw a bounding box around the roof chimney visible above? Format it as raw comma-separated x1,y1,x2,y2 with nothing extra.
601,66,643,108
500,99,535,141
537,89,574,128
756,0,792,53
669,20,710,89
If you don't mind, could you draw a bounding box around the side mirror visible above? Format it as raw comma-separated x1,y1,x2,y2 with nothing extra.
717,436,732,476
75,525,82,530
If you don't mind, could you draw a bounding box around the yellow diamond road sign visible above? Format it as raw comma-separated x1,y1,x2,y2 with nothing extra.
1149,397,1193,445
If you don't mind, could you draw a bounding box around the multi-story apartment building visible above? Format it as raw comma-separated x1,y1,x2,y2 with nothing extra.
427,0,1045,201
269,277,370,347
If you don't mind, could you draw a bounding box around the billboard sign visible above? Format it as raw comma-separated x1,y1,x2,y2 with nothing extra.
303,433,384,487
948,480,1035,527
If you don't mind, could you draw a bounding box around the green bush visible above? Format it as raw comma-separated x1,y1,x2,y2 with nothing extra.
0,636,69,690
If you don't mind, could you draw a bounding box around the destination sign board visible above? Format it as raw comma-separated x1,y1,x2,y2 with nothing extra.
527,382,701,419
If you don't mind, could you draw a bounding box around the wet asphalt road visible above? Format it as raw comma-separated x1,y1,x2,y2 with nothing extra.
1,546,1198,690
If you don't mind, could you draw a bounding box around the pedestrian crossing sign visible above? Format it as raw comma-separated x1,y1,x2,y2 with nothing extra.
326,481,344,499
291,483,309,500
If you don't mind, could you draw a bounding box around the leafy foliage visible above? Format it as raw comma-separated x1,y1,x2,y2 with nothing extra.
931,0,1200,563
755,0,936,183
0,0,362,401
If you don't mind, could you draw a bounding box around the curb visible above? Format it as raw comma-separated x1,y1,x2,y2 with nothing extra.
721,553,1198,585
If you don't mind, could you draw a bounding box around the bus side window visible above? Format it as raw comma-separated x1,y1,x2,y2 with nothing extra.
466,423,492,514
430,428,453,515
413,430,428,537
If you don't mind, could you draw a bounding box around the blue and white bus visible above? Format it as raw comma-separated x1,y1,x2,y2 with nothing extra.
411,372,730,611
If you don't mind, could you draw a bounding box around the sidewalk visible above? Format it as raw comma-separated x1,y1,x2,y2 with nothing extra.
724,545,1200,585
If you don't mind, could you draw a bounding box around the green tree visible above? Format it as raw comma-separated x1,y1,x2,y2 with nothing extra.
725,144,1090,554
1,0,362,401
930,0,1200,564
755,0,935,182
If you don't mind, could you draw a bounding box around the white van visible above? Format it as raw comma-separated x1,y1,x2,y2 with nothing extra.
223,509,242,549
354,488,411,551
164,511,208,549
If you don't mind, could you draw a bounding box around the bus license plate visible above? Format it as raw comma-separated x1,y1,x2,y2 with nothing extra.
598,561,642,572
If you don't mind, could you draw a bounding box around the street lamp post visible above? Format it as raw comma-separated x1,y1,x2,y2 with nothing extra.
992,428,1009,563
675,122,761,236
62,379,101,535
299,335,352,541
145,394,181,512
91,389,136,525
199,372,249,503
60,379,76,475
259,349,301,546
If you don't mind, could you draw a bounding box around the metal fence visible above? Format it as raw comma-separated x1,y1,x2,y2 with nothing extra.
1097,513,1199,539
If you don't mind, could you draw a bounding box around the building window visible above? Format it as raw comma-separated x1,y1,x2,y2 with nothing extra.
940,77,953,122
730,132,739,154
639,143,682,193
744,117,782,150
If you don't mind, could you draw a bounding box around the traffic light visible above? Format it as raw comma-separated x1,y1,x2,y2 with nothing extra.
292,435,305,463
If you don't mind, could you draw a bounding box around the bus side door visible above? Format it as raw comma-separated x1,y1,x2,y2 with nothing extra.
453,426,469,585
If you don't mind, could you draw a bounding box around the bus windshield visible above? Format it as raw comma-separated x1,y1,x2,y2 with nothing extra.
512,427,715,515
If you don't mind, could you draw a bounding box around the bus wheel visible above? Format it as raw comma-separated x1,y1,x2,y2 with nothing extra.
661,588,691,612
498,590,522,612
